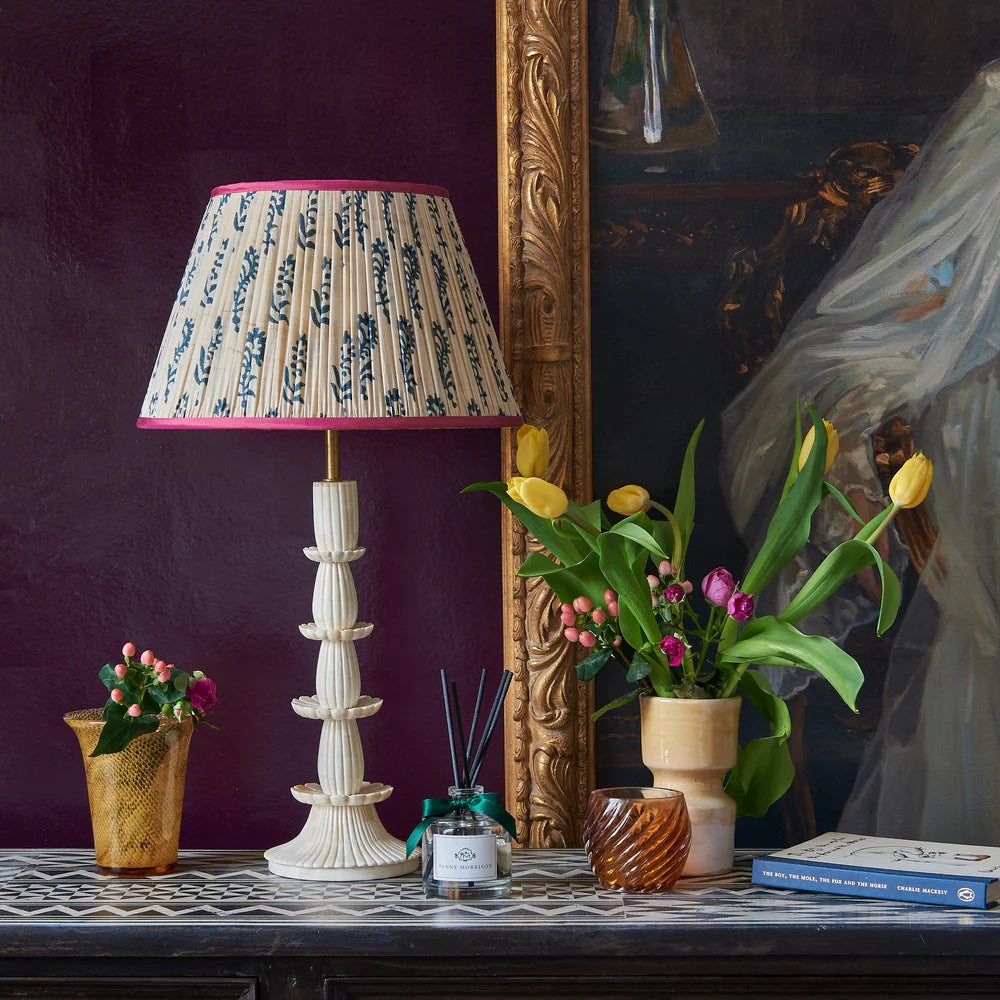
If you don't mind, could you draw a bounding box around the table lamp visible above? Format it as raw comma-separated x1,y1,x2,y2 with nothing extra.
138,180,520,880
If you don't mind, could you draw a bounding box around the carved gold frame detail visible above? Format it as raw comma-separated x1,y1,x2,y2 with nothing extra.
496,1,594,847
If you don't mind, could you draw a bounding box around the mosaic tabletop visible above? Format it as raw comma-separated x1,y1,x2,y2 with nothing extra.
1,849,996,958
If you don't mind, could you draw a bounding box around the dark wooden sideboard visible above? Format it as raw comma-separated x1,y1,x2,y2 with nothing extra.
1,849,998,998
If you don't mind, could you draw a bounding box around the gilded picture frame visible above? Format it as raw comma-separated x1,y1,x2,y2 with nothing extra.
496,0,593,848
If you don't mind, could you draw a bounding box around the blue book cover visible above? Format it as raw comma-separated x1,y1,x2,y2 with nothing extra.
752,832,1000,909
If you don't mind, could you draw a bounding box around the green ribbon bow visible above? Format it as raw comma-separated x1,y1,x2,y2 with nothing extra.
405,792,518,857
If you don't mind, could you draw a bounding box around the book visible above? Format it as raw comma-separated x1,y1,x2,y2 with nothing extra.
752,832,1000,909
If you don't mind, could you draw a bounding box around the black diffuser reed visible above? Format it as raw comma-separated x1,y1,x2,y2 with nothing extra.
439,667,512,789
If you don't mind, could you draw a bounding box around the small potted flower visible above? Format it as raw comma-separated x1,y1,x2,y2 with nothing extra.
467,409,933,874
64,642,218,876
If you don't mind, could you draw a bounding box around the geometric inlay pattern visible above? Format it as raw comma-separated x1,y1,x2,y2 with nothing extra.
0,849,997,929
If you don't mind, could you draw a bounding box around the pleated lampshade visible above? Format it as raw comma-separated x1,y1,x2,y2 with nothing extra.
138,180,520,429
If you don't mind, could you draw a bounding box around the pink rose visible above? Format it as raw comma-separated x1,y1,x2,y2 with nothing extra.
659,635,686,667
188,676,218,713
702,567,736,607
663,583,685,604
727,591,755,622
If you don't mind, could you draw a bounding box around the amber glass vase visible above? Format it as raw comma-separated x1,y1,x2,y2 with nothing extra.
64,709,194,876
583,786,691,893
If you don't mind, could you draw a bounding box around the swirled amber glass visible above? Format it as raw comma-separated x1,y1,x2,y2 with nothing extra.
583,787,691,893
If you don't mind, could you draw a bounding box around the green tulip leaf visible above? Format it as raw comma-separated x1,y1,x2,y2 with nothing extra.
778,537,901,635
725,734,795,819
598,532,661,647
673,419,703,560
517,550,608,608
720,616,864,711
568,499,603,534
463,481,587,566
609,522,670,563
822,481,864,524
591,687,641,722
743,407,827,595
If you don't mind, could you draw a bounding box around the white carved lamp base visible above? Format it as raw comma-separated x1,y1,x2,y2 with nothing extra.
265,480,418,881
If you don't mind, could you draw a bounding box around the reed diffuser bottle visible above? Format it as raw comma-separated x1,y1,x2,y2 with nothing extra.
408,668,516,899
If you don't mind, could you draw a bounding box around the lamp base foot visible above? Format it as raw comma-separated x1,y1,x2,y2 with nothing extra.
264,801,419,881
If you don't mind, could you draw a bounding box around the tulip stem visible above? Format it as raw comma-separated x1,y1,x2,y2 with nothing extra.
646,500,685,569
719,661,748,699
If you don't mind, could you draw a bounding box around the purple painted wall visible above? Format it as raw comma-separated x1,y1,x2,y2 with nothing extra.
0,2,506,848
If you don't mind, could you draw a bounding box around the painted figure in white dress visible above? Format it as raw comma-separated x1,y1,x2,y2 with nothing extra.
722,60,1000,844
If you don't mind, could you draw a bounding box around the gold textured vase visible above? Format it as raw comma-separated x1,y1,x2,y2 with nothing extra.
64,709,194,876
583,787,691,893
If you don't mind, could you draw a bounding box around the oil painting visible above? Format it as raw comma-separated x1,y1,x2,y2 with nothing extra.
586,0,1000,848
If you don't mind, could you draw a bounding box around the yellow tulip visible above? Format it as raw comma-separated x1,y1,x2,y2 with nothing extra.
516,424,550,478
888,452,933,509
509,476,569,518
607,484,651,516
798,419,840,473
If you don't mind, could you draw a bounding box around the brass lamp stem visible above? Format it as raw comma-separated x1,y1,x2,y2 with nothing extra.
325,429,340,482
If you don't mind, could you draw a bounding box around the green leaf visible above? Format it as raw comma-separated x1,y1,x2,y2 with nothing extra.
742,407,827,595
463,481,587,566
591,687,641,722
576,647,614,681
90,712,158,757
517,550,609,608
822,481,864,524
568,499,603,534
777,538,902,635
723,669,794,817
598,532,661,647
720,616,864,711
725,736,795,819
609,522,670,563
625,656,652,683
672,420,704,564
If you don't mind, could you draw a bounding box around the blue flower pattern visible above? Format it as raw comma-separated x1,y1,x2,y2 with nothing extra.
140,188,519,421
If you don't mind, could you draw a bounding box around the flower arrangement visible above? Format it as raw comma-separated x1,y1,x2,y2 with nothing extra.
466,409,934,818
92,641,218,756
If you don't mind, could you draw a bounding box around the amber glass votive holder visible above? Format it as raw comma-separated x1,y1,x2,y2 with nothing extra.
583,786,692,893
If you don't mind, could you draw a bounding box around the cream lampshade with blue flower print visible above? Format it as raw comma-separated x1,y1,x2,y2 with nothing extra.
138,180,520,880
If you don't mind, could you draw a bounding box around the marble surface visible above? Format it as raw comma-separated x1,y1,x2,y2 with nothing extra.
1,848,996,959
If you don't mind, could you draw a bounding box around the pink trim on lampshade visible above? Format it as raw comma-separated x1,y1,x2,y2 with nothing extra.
137,415,521,431
210,180,450,198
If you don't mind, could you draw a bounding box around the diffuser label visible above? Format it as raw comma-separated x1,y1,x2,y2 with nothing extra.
433,835,497,881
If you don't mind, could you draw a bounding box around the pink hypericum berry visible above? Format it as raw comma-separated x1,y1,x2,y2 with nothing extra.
579,630,597,648
140,649,155,666
122,642,136,658
651,594,660,607
603,589,617,605
659,560,675,576
110,688,124,702
157,670,171,683
564,627,580,643
592,608,607,624
683,580,693,594
114,664,128,678
612,635,623,647
560,608,577,626
127,703,142,717
647,575,660,590
154,659,166,671
607,600,619,617
560,603,574,614
572,596,593,614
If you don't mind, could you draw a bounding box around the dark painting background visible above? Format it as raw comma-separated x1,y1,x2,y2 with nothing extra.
589,0,1000,847
0,1,504,848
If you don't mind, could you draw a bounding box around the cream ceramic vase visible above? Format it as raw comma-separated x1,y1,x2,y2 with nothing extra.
639,695,741,877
